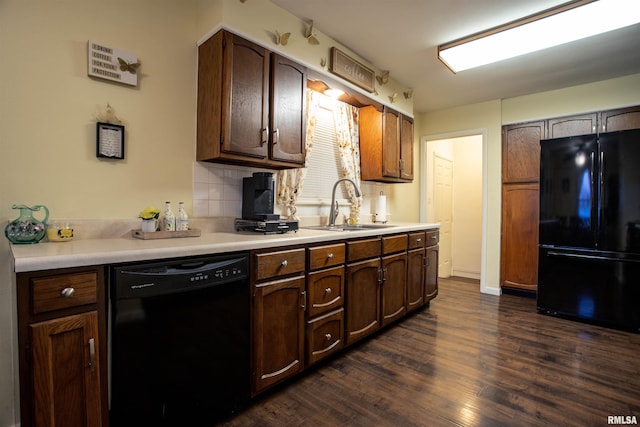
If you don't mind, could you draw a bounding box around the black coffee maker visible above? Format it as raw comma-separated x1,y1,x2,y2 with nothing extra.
242,172,279,221
236,172,298,234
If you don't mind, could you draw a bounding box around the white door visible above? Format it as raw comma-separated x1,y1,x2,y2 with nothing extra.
434,154,453,277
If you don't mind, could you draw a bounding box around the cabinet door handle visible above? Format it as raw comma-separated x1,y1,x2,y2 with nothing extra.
378,268,383,284
273,128,279,144
61,287,75,298
261,128,268,145
281,259,288,268
324,287,332,295
383,268,388,282
88,338,96,372
301,290,307,311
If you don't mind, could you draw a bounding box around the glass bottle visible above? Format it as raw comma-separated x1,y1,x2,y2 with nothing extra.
176,202,189,231
162,201,176,231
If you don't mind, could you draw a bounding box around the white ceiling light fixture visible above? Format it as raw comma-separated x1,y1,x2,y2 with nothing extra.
438,0,640,73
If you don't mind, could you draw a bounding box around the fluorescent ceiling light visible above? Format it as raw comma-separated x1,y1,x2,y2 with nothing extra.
438,0,640,73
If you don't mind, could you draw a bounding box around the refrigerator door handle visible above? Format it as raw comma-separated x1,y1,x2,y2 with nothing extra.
590,151,596,237
599,150,604,247
547,251,640,263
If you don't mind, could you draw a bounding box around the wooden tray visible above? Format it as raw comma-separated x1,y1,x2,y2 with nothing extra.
132,228,201,240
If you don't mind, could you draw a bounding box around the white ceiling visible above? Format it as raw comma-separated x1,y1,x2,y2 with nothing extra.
270,0,640,113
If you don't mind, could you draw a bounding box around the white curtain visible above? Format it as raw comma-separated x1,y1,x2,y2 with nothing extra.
333,101,362,216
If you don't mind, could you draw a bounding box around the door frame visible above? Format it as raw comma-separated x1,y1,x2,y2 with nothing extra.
420,128,497,296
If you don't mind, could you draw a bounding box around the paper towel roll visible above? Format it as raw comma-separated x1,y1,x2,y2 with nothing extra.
376,193,387,223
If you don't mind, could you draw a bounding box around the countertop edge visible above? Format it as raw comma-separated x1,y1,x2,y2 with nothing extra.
11,223,439,273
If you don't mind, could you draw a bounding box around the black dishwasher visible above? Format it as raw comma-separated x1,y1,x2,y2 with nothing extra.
109,253,250,426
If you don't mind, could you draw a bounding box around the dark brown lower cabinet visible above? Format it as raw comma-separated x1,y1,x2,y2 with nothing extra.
17,266,107,427
252,275,305,395
306,308,344,365
381,252,407,326
501,183,539,292
425,245,439,302
31,312,102,427
406,247,425,312
345,258,381,345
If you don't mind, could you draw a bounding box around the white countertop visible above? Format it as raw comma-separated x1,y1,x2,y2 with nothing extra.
10,223,438,272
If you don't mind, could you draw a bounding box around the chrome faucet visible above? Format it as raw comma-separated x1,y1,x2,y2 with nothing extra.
328,178,362,227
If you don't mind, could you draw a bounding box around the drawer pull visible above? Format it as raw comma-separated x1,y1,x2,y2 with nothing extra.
325,333,332,341
88,338,96,372
324,287,332,295
281,259,288,268
416,238,422,243
61,287,75,298
327,252,334,260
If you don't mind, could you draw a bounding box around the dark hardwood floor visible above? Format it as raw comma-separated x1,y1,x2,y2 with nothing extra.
221,277,640,426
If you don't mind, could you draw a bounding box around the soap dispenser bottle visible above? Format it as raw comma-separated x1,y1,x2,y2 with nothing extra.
176,202,189,231
162,201,176,231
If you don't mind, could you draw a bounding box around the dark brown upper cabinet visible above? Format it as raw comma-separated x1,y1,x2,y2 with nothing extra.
360,105,414,183
599,106,640,133
197,30,306,169
502,121,545,184
547,113,597,138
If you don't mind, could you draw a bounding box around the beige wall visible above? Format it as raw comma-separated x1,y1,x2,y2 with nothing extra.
503,73,640,124
0,1,201,425
0,1,411,425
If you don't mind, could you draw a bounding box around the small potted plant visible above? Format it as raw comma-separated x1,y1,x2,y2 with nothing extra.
139,206,161,232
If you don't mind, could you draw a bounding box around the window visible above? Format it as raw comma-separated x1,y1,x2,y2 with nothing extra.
298,95,349,202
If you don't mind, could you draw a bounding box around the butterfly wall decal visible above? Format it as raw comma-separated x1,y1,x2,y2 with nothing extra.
389,93,398,103
117,57,140,74
376,70,389,86
404,89,414,100
305,20,319,45
275,30,291,46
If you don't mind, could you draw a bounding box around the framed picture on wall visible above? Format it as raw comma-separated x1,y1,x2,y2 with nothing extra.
96,122,125,159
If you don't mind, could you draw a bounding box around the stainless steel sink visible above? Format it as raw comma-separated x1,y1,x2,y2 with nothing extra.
303,224,394,232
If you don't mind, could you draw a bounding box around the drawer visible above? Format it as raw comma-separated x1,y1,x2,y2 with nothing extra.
255,248,306,281
307,266,344,317
409,232,426,249
31,272,98,314
308,243,345,271
426,230,439,247
347,237,381,262
306,308,344,365
383,234,408,255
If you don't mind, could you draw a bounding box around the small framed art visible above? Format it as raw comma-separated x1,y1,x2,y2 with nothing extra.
96,122,125,159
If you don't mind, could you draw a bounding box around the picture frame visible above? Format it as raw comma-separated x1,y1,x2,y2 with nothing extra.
329,47,376,93
96,122,125,159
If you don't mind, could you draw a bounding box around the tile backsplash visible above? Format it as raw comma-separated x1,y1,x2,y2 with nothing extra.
193,162,263,218
193,162,390,222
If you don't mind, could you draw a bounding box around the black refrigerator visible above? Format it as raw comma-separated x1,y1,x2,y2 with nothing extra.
538,128,640,333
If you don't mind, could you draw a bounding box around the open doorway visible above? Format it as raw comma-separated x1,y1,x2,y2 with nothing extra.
421,134,483,282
